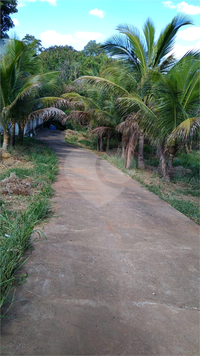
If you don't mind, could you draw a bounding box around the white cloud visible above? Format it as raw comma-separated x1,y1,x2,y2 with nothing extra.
163,1,200,14
75,31,104,41
13,19,19,26
18,0,57,7
195,40,200,49
163,1,176,9
172,43,199,58
177,27,200,41
40,0,57,5
18,0,36,7
40,30,105,50
89,8,105,18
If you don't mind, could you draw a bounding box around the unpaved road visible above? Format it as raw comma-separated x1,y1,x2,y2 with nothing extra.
1,129,199,355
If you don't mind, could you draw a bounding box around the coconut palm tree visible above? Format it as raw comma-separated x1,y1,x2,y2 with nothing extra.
74,15,193,169
120,51,200,179
0,39,69,149
62,86,121,152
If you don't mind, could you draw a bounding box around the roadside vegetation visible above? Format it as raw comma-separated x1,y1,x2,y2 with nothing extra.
0,138,58,314
65,128,199,224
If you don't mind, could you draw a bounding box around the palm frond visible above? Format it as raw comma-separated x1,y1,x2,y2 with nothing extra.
117,24,147,76
154,15,193,67
143,18,155,66
38,96,72,109
100,62,138,91
117,93,157,122
91,126,114,135
74,76,129,97
168,117,200,142
66,110,93,126
102,34,139,65
61,92,101,111
28,107,67,124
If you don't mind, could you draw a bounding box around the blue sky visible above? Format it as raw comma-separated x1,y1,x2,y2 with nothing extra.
9,0,200,58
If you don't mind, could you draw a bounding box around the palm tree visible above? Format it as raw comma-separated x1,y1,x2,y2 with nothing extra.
121,51,200,179
73,15,193,169
62,86,121,152
156,51,200,177
0,39,69,149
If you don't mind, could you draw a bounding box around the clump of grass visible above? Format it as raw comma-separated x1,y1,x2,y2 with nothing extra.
102,154,126,171
0,138,58,314
0,199,49,311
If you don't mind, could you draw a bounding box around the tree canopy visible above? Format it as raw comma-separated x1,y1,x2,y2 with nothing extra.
83,40,106,56
0,0,18,38
22,34,44,54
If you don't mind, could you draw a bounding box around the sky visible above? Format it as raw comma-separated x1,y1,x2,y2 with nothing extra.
8,0,200,58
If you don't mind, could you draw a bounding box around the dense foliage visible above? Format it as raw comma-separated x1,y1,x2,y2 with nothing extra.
68,16,199,180
0,39,70,149
0,0,18,38
39,44,114,93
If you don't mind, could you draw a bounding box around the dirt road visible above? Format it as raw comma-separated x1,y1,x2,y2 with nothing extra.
1,129,199,355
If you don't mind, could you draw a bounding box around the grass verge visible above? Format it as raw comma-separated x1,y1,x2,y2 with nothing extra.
65,129,199,224
0,138,58,315
102,154,200,225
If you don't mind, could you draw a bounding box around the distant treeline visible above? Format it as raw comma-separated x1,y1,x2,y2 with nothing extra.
39,40,114,92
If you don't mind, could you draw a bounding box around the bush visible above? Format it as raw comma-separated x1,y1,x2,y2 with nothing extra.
174,150,200,177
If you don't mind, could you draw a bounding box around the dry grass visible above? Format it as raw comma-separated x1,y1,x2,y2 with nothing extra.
0,173,33,196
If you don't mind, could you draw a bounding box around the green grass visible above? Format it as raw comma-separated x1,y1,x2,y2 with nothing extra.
173,150,200,177
0,138,58,315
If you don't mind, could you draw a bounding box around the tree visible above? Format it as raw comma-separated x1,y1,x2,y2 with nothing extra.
0,0,18,38
0,39,70,149
102,15,193,169
62,81,121,151
22,34,44,54
150,52,199,178
72,16,193,172
83,40,106,56
123,51,200,180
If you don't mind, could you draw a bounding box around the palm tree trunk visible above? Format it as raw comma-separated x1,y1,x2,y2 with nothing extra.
121,132,126,158
11,121,15,147
121,143,125,158
158,142,169,181
167,154,174,179
125,143,133,169
138,131,145,169
166,145,175,179
97,136,100,151
106,131,110,153
100,132,103,152
2,129,9,150
18,123,24,145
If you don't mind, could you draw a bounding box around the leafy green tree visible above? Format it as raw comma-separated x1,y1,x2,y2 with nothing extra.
0,0,18,38
83,40,106,56
39,44,113,93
